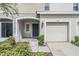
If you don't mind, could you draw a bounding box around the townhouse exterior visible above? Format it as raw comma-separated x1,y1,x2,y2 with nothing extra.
0,3,79,43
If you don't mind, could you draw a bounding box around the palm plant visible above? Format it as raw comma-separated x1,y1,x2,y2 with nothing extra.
0,3,18,17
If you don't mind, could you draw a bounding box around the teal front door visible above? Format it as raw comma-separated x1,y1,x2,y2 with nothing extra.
32,24,39,38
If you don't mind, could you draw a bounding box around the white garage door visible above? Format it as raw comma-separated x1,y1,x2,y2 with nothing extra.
46,22,68,42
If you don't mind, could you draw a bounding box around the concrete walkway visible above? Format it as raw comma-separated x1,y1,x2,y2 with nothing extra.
29,40,50,52
47,42,79,56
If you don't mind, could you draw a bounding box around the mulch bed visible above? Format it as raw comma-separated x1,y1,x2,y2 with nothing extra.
32,52,53,56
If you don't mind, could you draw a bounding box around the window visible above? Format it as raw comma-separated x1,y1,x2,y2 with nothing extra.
44,3,50,11
25,23,30,32
1,23,13,37
73,3,79,11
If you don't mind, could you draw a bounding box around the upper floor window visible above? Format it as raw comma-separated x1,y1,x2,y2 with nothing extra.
44,3,50,11
73,3,79,11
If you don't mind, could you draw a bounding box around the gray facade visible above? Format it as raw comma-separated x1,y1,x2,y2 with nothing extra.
0,3,79,42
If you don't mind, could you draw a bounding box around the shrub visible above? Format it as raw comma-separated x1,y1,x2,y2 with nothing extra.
4,36,16,46
73,36,79,47
36,52,45,56
0,50,12,56
0,43,12,50
0,42,32,56
0,39,32,56
37,35,44,46
14,42,32,56
74,41,79,47
75,36,79,42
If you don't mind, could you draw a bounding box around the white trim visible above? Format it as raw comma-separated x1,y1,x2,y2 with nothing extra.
13,19,15,37
0,17,13,20
44,20,46,43
0,22,12,23
44,19,71,43
16,17,39,21
24,23,30,33
37,11,79,14
0,22,1,38
50,3,52,11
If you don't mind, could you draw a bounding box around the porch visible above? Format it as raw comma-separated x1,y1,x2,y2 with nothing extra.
15,17,39,42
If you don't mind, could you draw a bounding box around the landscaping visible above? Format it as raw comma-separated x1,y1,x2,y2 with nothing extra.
32,52,52,56
73,36,79,47
0,36,52,56
37,35,44,46
0,36,32,56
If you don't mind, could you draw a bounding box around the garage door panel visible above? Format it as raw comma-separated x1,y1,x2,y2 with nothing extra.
46,22,68,42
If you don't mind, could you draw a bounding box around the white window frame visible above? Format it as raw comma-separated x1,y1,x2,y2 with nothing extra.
24,23,30,33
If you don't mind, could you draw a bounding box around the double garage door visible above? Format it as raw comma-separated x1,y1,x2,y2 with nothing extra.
46,22,69,42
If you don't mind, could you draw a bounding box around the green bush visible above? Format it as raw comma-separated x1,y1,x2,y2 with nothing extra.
0,50,12,56
74,41,79,47
0,37,32,56
0,42,32,56
36,52,45,56
73,36,79,47
37,35,44,46
4,36,16,46
75,36,79,42
0,43,12,50
13,42,32,56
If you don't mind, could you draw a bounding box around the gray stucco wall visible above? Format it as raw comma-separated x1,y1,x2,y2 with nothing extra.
16,3,73,13
40,14,79,42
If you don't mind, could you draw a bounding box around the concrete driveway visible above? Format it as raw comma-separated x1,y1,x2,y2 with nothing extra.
47,42,79,56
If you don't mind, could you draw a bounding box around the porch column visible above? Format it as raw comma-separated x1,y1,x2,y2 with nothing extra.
13,18,18,42
0,22,1,38
39,19,44,35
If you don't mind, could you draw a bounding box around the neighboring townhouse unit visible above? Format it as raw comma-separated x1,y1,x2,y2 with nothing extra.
0,3,79,43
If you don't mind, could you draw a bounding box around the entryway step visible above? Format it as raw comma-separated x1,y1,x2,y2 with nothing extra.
29,40,39,52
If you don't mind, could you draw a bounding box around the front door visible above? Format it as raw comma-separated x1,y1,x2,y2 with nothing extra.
32,24,39,38
1,23,13,37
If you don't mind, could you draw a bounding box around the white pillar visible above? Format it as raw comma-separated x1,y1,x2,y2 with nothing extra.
0,22,1,37
13,18,18,42
39,20,42,35
39,19,44,35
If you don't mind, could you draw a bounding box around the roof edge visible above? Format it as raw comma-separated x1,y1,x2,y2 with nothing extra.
37,11,79,15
